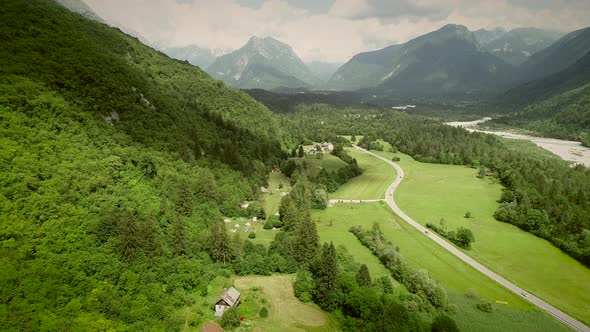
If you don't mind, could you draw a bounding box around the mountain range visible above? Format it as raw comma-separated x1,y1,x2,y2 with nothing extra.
207,36,320,89
161,45,219,69
327,24,514,96
474,27,563,65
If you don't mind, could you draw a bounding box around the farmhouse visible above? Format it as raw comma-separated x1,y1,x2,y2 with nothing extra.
214,287,241,318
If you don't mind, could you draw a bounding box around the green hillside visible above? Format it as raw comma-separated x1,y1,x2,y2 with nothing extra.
0,0,283,329
494,82,590,145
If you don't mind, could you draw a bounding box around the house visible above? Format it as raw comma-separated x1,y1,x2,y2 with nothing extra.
321,142,334,151
307,147,317,155
201,321,223,332
240,203,249,209
214,287,241,318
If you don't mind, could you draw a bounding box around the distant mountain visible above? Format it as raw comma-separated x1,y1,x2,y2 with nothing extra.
476,27,563,65
207,36,319,89
501,50,590,106
473,27,507,45
328,24,514,96
54,0,103,22
305,61,343,83
162,45,217,69
519,27,590,81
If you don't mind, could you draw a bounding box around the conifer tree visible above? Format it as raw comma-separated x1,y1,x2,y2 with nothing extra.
356,264,372,287
315,242,338,310
294,218,319,268
209,219,232,264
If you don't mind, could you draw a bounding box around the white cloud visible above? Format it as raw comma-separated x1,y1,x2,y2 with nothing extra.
85,0,590,63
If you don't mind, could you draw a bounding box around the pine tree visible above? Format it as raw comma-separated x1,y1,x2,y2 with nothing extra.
172,216,187,256
231,233,243,263
298,145,304,158
356,264,372,287
294,218,319,268
315,242,338,310
380,276,394,294
209,219,232,264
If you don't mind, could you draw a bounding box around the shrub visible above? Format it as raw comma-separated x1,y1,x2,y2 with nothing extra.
220,307,241,329
392,156,401,162
263,220,273,230
431,314,459,332
476,300,494,313
248,232,256,239
464,211,472,218
259,307,268,318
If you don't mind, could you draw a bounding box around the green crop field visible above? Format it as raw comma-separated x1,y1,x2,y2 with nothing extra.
369,142,590,326
329,147,396,200
312,203,571,332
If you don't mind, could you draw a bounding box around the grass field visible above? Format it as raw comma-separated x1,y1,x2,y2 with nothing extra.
294,152,348,178
234,275,337,332
329,147,396,200
313,203,571,332
368,142,590,326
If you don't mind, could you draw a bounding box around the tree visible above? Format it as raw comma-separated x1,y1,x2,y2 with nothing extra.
172,216,188,256
294,218,319,268
431,314,459,332
248,232,256,239
356,264,372,287
478,165,486,178
380,276,394,294
455,227,475,249
220,307,241,329
298,145,304,158
259,307,268,318
351,134,356,142
209,219,232,264
464,211,472,219
315,242,339,310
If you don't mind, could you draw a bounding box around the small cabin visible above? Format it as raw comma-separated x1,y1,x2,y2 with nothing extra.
214,287,241,318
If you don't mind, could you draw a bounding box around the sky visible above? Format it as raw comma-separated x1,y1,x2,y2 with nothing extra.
85,0,590,63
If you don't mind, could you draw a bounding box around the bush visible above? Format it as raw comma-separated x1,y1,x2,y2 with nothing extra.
431,314,459,332
220,307,241,329
248,232,256,239
259,307,268,318
464,211,472,218
476,300,494,313
263,220,273,230
392,156,401,162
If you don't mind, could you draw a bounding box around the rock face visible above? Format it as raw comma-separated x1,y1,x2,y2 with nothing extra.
207,36,319,89
327,24,515,96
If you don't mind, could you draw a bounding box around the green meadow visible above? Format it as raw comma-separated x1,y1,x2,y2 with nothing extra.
312,202,570,332
371,142,590,326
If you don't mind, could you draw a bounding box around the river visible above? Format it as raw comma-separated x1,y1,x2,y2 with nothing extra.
446,118,590,167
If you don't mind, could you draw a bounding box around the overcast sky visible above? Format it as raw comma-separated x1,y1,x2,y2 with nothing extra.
85,0,590,63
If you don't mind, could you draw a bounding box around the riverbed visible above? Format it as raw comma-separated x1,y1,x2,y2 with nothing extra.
446,118,590,167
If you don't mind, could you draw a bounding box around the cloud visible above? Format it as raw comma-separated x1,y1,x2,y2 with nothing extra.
85,0,590,63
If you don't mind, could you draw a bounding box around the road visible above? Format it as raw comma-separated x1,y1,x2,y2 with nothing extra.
353,145,590,332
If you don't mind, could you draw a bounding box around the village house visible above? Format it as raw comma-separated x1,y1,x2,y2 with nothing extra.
214,287,241,318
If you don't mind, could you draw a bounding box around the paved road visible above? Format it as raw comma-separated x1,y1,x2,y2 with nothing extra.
354,145,590,332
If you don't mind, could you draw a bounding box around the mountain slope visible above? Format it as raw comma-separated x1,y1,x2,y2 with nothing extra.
0,1,283,330
161,45,217,69
473,27,507,45
328,24,514,95
54,0,103,22
477,28,563,65
207,36,319,89
500,50,590,106
493,82,590,144
519,27,590,81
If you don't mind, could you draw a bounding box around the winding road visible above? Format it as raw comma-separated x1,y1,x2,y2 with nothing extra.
354,145,590,332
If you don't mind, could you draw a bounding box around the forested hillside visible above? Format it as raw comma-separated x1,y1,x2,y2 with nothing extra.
0,0,283,329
